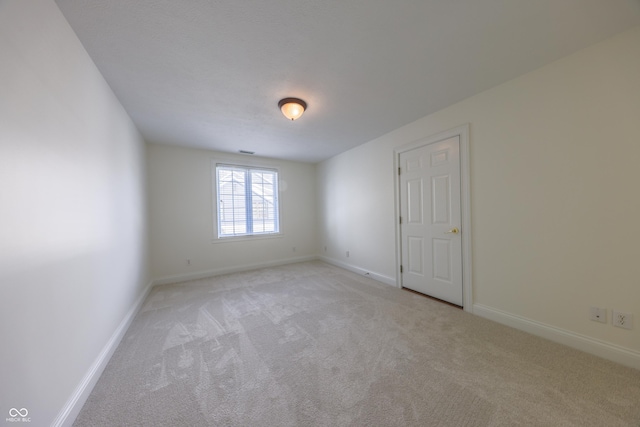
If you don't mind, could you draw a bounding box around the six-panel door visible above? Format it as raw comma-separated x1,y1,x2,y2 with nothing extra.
399,136,463,306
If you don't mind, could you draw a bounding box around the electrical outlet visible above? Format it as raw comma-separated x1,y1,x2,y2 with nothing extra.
589,307,607,324
186,259,191,266
346,250,350,258
612,310,633,329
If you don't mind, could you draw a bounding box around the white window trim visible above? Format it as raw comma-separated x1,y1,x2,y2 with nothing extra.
211,159,284,243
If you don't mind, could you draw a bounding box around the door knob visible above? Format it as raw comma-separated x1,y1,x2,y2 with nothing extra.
445,227,460,234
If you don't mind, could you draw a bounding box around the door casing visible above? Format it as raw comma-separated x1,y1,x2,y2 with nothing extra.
394,124,473,312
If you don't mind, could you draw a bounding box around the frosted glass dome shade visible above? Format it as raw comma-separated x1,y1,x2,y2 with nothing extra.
278,98,307,121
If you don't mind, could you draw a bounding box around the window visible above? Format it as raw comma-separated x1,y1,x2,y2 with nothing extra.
215,164,280,238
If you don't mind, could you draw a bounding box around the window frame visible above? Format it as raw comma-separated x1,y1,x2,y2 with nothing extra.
212,160,283,243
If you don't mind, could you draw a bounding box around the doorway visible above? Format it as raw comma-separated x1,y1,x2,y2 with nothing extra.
395,125,472,310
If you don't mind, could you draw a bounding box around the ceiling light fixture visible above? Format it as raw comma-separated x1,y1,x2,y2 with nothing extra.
278,98,307,121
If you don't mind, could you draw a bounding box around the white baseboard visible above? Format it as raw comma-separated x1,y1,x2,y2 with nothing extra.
318,256,396,287
473,303,640,371
151,255,319,286
52,280,154,427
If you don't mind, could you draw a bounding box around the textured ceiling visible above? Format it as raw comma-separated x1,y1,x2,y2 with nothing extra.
56,0,640,163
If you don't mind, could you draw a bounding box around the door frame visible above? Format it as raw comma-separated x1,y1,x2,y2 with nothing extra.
393,124,473,312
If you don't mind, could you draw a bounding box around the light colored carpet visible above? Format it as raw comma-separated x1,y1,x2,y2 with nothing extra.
74,261,640,426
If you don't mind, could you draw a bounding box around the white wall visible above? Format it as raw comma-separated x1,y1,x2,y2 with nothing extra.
0,1,149,425
147,144,317,282
318,26,640,365
317,142,397,283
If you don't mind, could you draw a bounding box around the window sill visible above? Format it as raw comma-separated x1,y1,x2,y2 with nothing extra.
211,233,284,244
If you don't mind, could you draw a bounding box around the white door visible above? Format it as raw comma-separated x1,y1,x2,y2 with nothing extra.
399,136,463,306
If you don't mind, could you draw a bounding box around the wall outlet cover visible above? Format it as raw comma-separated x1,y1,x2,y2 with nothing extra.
612,311,633,329
589,307,607,324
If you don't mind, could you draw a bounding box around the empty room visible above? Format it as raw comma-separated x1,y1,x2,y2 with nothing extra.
2,0,640,425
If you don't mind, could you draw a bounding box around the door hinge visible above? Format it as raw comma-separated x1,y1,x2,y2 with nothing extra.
400,265,403,273
399,216,402,225
398,167,401,176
